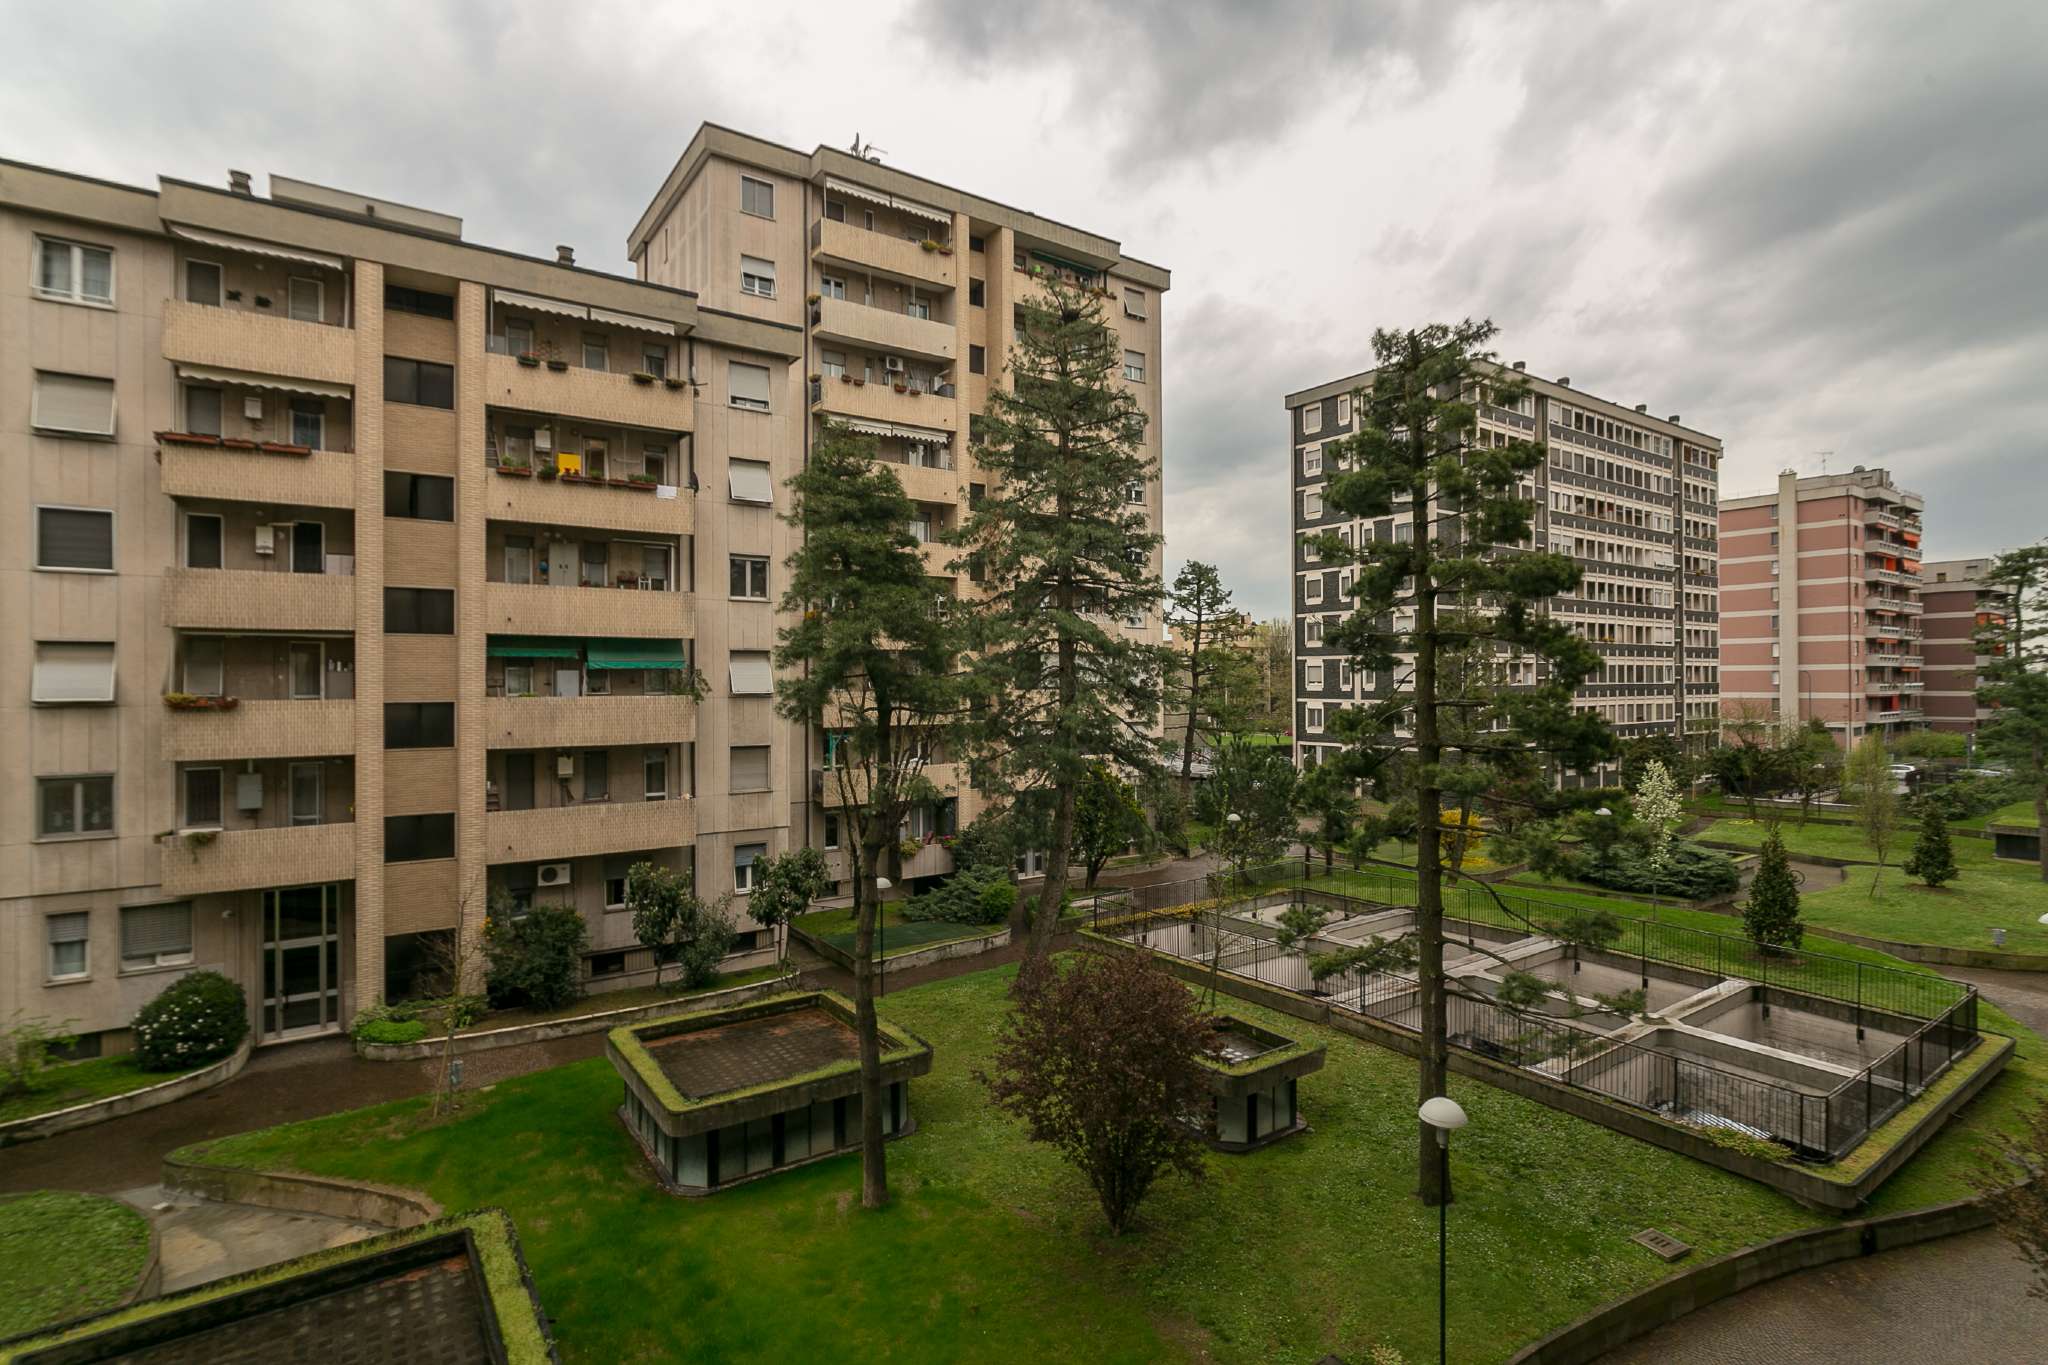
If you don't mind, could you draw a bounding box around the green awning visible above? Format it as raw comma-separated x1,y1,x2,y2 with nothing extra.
586,638,687,670
1028,249,1103,279
487,635,582,660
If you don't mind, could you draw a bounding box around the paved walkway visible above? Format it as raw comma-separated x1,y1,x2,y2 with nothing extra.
119,1185,380,1293
1598,1229,2048,1363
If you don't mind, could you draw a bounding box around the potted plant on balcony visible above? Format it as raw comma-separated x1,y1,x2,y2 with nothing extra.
852,376,866,387
155,430,222,447
260,441,312,457
920,238,939,253
893,379,909,394
541,341,567,373
626,472,657,491
807,292,822,305
516,350,541,367
162,692,240,712
497,460,533,477
631,370,658,385
664,376,687,391
938,244,954,256
221,436,259,451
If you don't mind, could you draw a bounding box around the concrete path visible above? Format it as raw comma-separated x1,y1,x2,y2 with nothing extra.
1597,1229,2048,1363
118,1185,380,1293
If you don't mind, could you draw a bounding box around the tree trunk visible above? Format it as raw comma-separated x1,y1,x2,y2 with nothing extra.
1179,616,1204,809
1412,482,1449,1210
1028,785,1079,959
852,838,888,1210
2036,739,2047,884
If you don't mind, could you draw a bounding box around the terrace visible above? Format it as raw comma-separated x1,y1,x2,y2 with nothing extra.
608,991,933,1194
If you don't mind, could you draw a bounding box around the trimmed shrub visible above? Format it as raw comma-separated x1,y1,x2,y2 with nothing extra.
131,971,249,1071
1570,841,1741,899
901,867,1018,925
354,1017,428,1046
483,906,589,1011
1914,772,2024,823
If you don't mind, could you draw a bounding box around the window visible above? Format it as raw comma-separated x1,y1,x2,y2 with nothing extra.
47,913,89,981
730,747,771,793
385,702,455,749
384,587,455,634
734,842,767,893
181,767,223,829
644,748,669,801
969,344,986,375
583,751,610,802
1123,350,1146,383
1126,479,1146,504
1301,401,1323,436
740,175,775,218
729,652,774,694
1336,394,1350,424
642,343,670,379
182,385,224,437
182,637,224,696
182,257,223,307
740,256,777,298
969,234,985,253
729,361,771,411
33,642,115,704
823,813,841,850
1304,575,1324,605
582,334,610,371
969,278,985,307
289,399,324,449
730,555,769,600
37,507,113,572
384,471,455,521
1306,662,1324,688
727,459,775,504
580,540,609,588
386,813,456,863
384,357,454,408
175,512,219,576
1306,705,1325,732
32,373,116,437
287,277,323,323
35,236,113,305
818,275,846,301
1303,490,1323,520
384,285,455,318
122,903,193,971
1303,445,1323,476
38,774,113,840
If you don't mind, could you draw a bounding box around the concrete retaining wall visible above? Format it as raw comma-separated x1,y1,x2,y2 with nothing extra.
1682,899,2048,972
0,1037,254,1147
161,1154,442,1229
355,969,798,1061
1506,1195,1999,1364
792,923,1010,977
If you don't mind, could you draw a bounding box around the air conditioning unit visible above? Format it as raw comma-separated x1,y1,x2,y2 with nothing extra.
537,862,572,888
243,396,264,421
883,354,906,373
555,754,575,779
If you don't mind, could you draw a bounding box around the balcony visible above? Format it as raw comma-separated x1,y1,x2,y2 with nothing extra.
1872,707,1924,723
1872,568,1920,588
159,821,356,897
162,568,355,633
813,296,955,364
158,436,356,510
484,797,695,865
812,761,966,808
483,582,694,641
1866,595,1924,615
811,374,959,433
810,219,957,291
161,699,355,762
485,463,695,537
481,351,693,434
160,297,356,388
484,693,696,749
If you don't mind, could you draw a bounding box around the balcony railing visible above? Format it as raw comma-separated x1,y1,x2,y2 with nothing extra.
157,434,356,510
483,693,696,749
159,821,356,897
483,454,696,537
812,296,955,363
810,374,959,432
161,698,355,762
162,568,355,633
483,797,696,865
483,581,694,641
810,218,957,289
482,351,692,433
160,297,356,387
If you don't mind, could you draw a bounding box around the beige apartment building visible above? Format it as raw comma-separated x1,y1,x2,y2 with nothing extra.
1,130,1168,1054
1921,557,2012,736
1718,468,1927,741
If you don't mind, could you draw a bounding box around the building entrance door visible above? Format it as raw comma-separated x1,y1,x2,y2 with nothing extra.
262,883,342,1039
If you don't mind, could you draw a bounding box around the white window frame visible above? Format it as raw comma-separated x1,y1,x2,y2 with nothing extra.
643,748,669,802
286,276,324,323
1303,490,1323,520
1301,400,1323,436
818,275,847,301
32,641,117,705
728,361,772,412
289,399,325,450
727,459,775,505
734,841,768,892
121,903,195,973
1336,394,1351,424
31,372,117,438
47,912,90,982
1122,287,1147,320
1306,662,1324,688
33,235,114,307
35,504,115,574
730,555,770,601
1304,575,1325,605
1303,444,1323,477
1306,704,1325,732
740,256,777,298
182,766,225,831
739,175,775,220
184,257,223,307
39,774,115,842
1122,350,1146,383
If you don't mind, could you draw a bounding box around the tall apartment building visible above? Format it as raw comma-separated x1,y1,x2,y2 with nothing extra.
1717,468,1926,742
1286,364,1721,785
1,130,1167,1054
1921,557,2011,735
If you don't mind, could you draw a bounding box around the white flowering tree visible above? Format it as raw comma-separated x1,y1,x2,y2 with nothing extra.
1634,759,1683,919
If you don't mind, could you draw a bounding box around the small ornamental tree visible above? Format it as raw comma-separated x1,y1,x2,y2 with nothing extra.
625,863,733,991
979,952,1212,1235
483,903,590,1010
1902,804,1959,888
1633,759,1685,916
1742,825,1804,953
747,846,832,972
1975,546,2048,884
1844,732,1901,897
1073,762,1148,889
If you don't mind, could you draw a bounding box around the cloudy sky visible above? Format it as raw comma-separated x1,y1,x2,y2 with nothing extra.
6,0,2042,619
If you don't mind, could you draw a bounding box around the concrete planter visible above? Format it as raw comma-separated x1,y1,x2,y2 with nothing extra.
354,968,798,1062
793,923,1011,977
0,1037,253,1147
161,1153,442,1229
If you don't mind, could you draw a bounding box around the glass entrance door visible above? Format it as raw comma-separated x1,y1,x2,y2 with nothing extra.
262,883,341,1039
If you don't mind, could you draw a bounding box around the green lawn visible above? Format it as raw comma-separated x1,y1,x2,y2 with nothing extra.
796,906,1000,959
470,965,790,1031
1987,798,2041,830
0,1192,151,1337
0,1054,206,1125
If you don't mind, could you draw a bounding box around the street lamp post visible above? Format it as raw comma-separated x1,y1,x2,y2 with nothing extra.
1419,1095,1469,1365
875,876,892,996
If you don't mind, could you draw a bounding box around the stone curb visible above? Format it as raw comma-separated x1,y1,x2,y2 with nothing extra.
160,1154,442,1229
0,1037,253,1148
353,969,798,1061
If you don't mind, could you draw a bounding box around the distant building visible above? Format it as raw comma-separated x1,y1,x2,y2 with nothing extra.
1717,468,1926,743
1921,557,2012,736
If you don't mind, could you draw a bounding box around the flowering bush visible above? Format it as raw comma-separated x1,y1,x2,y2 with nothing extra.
130,971,249,1072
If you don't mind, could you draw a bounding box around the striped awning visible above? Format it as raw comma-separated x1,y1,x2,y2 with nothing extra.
824,176,949,226
493,288,588,320
486,635,582,659
589,305,676,335
839,417,951,444
167,224,344,272
174,363,351,400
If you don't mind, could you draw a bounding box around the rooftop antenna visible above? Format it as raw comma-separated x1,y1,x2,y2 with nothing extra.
1816,450,1833,475
850,132,885,163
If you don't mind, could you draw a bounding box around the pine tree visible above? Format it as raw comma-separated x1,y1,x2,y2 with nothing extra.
1072,762,1147,889
1903,803,1958,888
1743,825,1804,951
775,420,966,1209
1293,756,1359,876
1977,546,2048,883
954,277,1166,959
1165,562,1259,803
1321,320,1613,1206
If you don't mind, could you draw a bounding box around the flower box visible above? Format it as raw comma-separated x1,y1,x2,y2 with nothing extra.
220,438,259,451
537,467,559,480
546,359,569,372
664,378,687,391
260,441,312,457
163,693,240,712
631,371,658,385
516,353,541,367
497,464,533,477
839,374,853,384
893,382,909,393
156,431,222,447
626,477,656,491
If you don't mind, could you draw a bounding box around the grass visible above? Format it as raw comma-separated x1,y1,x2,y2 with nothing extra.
0,1055,207,1125
471,965,791,1031
796,905,1001,959
176,964,1858,1365
1702,818,2048,954
0,1191,151,1337
1987,798,2041,829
